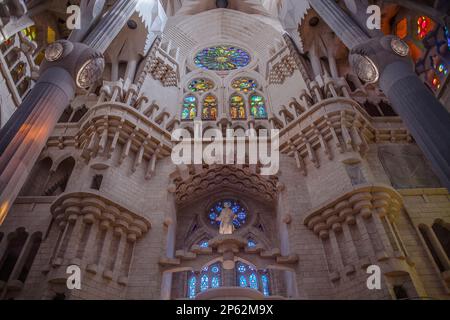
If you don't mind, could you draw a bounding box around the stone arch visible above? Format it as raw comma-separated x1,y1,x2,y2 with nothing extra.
42,157,75,196
19,157,52,196
0,228,29,283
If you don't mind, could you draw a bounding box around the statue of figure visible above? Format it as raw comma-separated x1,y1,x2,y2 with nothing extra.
216,202,236,235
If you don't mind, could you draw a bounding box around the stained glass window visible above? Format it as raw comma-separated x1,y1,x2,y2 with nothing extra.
249,94,267,119
188,78,214,93
182,95,197,120
239,275,248,288
199,240,209,248
230,94,246,120
202,95,218,120
249,274,259,290
232,78,257,93
445,27,450,50
200,274,209,292
248,239,257,247
187,263,222,298
211,276,220,288
417,16,433,40
235,262,271,296
208,199,248,229
195,46,251,71
432,76,441,89
261,274,270,296
188,275,196,299
437,63,448,76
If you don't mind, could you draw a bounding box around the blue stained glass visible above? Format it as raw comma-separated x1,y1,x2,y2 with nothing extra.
200,274,209,292
239,275,248,287
250,94,267,119
208,199,248,229
211,276,220,288
199,240,209,248
211,266,219,273
238,264,246,273
189,276,196,299
261,274,270,296
249,273,258,290
248,239,256,247
182,95,197,120
237,212,246,220
445,27,450,50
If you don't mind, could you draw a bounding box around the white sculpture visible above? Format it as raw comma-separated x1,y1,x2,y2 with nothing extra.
216,202,236,235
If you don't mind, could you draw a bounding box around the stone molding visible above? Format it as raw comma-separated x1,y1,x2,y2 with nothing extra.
303,184,403,239
173,165,279,204
50,191,151,239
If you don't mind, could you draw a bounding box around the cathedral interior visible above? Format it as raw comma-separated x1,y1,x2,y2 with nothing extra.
0,0,449,300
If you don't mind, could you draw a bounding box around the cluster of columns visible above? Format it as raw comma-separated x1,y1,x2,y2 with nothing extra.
309,0,450,190
0,0,143,223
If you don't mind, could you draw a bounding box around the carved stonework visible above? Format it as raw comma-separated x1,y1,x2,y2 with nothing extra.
173,165,279,204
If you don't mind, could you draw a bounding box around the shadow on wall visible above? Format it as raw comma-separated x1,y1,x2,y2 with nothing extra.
19,157,75,197
378,145,442,189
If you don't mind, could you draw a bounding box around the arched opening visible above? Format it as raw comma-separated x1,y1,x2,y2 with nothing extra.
0,228,28,282
17,232,42,283
43,157,75,196
19,157,52,196
418,224,446,272
432,222,450,260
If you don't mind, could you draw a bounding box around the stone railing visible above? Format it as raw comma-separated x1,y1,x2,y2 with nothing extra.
279,97,410,176
47,192,151,286
73,102,172,178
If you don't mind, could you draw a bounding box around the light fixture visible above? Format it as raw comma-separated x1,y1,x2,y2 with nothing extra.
351,54,379,84
45,42,64,62
390,37,410,57
76,57,105,89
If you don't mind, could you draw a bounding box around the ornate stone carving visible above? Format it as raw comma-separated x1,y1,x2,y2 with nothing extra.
173,166,279,204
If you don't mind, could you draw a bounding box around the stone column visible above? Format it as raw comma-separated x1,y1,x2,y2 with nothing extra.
310,0,450,190
83,0,140,53
0,0,144,223
0,41,102,224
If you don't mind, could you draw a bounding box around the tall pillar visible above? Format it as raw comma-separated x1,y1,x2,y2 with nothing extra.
309,0,450,190
0,0,144,223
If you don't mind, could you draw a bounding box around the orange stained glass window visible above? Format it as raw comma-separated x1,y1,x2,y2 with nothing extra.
396,18,408,39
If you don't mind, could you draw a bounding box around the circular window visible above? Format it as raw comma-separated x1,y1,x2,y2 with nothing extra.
194,46,251,71
208,199,248,229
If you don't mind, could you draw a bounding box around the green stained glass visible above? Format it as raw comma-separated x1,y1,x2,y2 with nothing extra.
188,78,214,93
195,46,251,71
182,95,197,120
232,78,257,93
249,94,267,119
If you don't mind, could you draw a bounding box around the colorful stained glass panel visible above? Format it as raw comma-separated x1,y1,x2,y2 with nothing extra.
249,94,267,119
208,200,247,229
188,78,214,93
195,46,251,71
230,94,246,120
182,95,197,120
232,78,257,93
202,95,218,120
